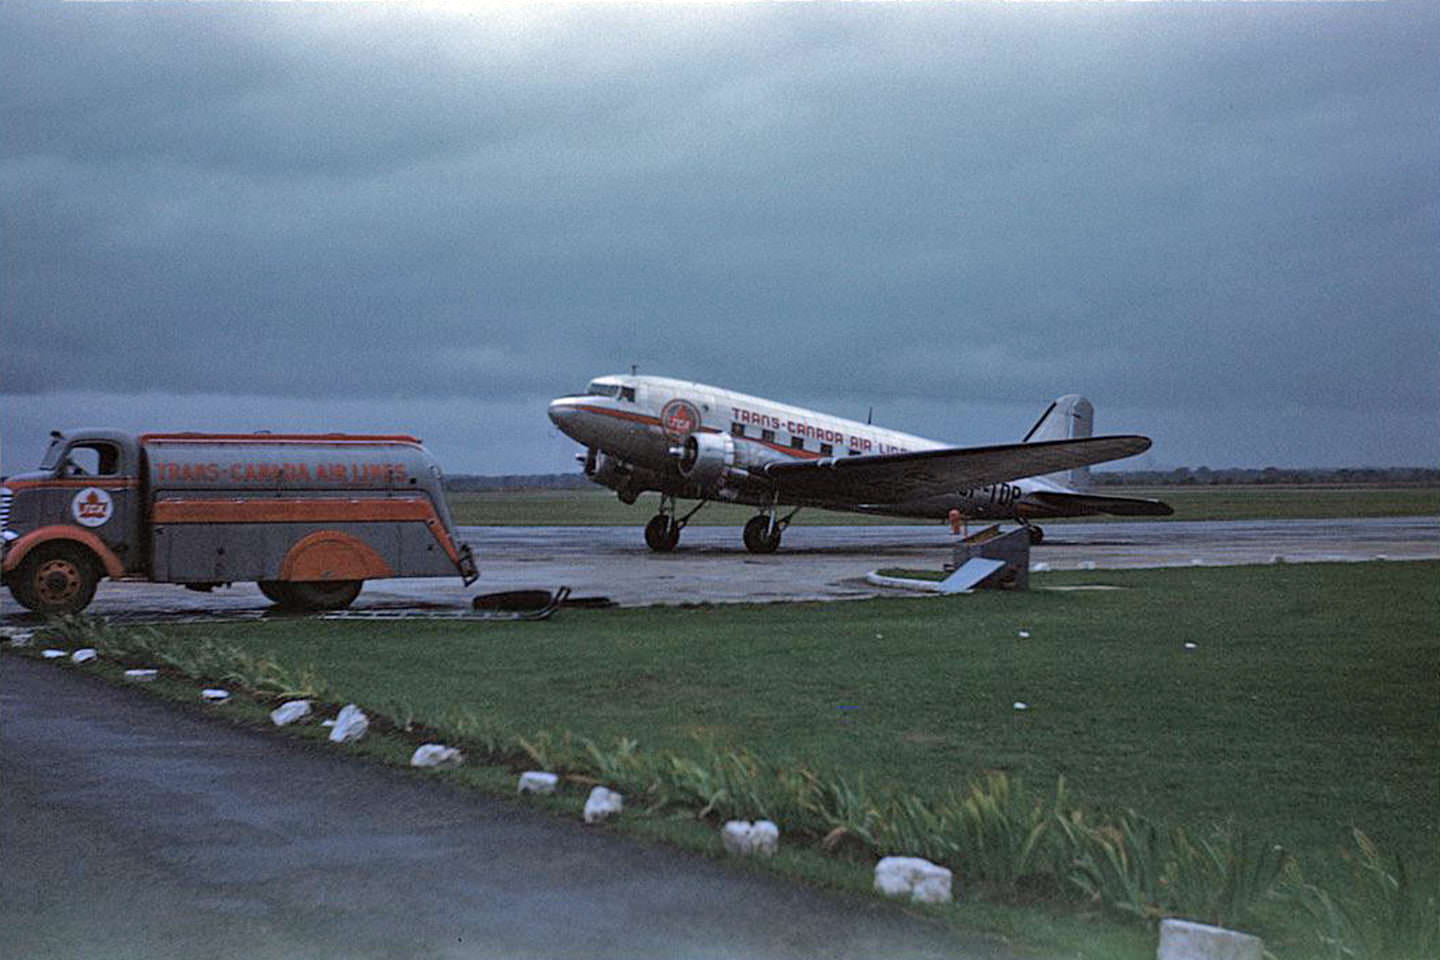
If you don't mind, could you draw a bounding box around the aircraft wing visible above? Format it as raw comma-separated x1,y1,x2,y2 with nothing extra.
758,435,1152,505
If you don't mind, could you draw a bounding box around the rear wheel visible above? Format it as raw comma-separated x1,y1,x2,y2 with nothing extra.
286,580,363,611
11,543,99,615
257,581,293,606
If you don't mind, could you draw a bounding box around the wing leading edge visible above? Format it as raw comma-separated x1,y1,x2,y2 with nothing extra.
759,435,1152,505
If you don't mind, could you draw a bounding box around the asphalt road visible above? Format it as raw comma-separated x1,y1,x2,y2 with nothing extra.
2,517,1435,619
1,656,1031,960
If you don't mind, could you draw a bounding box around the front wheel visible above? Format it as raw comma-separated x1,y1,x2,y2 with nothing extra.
644,515,680,552
742,516,782,554
10,543,100,615
259,580,362,611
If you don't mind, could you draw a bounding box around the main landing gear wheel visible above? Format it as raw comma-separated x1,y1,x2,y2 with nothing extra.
644,514,681,552
11,543,99,615
743,516,782,554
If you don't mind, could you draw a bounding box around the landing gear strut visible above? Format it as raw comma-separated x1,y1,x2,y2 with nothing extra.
743,503,801,554
644,495,708,552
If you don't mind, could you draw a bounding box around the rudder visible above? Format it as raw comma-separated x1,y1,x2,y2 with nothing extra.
1023,395,1094,489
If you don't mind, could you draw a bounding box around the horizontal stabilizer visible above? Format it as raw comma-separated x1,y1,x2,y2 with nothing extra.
760,435,1152,505
1026,491,1174,517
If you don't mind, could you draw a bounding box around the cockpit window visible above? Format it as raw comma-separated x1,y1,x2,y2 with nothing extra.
619,386,636,402
585,381,621,398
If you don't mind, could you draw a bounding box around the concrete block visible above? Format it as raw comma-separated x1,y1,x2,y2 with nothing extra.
874,856,953,904
328,703,369,743
270,700,312,726
1157,919,1263,960
583,786,623,824
518,771,559,795
410,744,463,768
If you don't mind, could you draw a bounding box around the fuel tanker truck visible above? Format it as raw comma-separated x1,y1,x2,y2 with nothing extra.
2,429,479,615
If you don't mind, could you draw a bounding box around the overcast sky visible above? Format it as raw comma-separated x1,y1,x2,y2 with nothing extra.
3,1,1437,476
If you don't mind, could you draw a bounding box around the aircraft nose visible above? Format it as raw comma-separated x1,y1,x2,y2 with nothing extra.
547,397,580,431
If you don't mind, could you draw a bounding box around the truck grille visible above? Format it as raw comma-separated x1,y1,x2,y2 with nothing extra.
0,487,11,529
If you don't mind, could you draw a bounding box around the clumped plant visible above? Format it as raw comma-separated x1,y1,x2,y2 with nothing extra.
1284,830,1440,960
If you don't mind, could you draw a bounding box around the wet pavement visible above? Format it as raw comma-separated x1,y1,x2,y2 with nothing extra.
1,656,1027,960
2,517,1435,620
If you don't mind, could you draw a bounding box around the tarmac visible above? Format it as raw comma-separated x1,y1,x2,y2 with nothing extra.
3,516,1435,619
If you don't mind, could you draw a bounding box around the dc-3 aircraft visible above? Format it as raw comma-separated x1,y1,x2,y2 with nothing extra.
548,374,1172,553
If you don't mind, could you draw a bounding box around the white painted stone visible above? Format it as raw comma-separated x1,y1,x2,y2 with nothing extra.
722,821,753,855
270,700,312,726
201,688,230,702
124,668,158,682
1013,701,1029,711
1079,560,1097,571
410,744,463,768
583,786,623,824
71,648,98,664
518,771,559,795
874,856,953,904
721,820,779,856
42,649,67,659
751,820,779,856
1030,562,1050,572
1156,918,1263,960
6,630,34,647
328,703,369,743
1184,642,1198,651
1017,630,1031,639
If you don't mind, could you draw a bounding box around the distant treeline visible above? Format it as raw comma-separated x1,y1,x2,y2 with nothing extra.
449,467,1440,492
1092,467,1440,487
446,473,593,492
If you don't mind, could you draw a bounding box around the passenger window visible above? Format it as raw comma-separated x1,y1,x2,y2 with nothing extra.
63,443,119,477
731,422,745,437
790,436,805,450
820,443,833,456
847,448,861,457
761,429,775,443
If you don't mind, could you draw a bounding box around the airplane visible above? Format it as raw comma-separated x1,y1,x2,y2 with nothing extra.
547,374,1172,553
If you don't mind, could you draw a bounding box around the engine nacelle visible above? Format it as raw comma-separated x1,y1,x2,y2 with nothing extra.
676,432,735,491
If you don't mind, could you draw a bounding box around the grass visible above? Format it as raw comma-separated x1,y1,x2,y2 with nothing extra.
156,563,1436,878
445,485,1440,526
20,560,1439,957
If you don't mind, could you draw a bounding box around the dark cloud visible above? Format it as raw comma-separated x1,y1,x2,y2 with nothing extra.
3,2,1436,472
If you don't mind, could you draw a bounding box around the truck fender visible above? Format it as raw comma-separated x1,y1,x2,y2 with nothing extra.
278,531,394,582
2,526,127,579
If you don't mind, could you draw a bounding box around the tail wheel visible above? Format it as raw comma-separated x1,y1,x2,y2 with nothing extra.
261,580,362,611
11,543,100,615
743,516,782,554
644,515,680,552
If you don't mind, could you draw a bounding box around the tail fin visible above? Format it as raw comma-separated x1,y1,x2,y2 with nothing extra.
1023,395,1094,489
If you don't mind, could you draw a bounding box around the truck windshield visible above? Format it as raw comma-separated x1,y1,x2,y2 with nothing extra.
39,438,66,470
